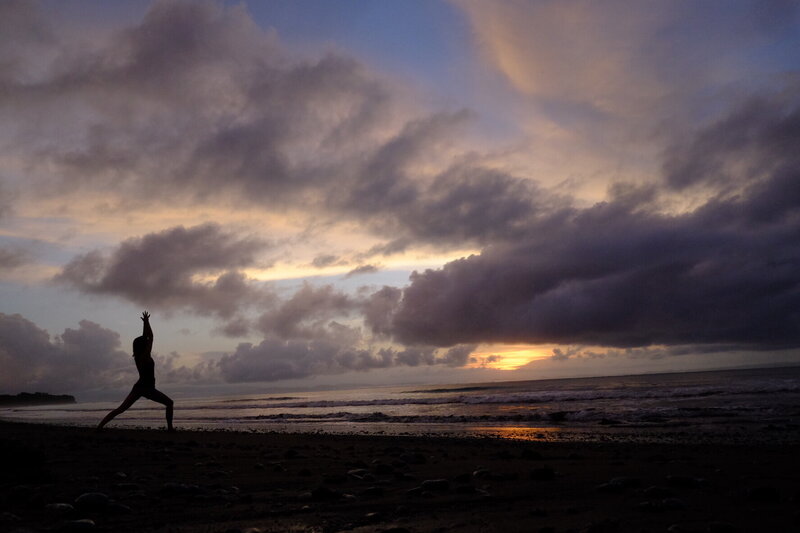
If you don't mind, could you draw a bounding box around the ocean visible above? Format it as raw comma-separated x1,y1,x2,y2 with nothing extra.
3,366,800,443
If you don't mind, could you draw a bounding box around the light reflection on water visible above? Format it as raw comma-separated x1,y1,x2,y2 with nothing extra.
469,426,563,441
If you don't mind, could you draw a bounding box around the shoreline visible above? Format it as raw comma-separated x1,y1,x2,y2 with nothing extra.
2,421,799,532
5,413,800,446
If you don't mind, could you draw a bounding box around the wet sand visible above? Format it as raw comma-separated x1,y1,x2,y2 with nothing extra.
1,421,798,532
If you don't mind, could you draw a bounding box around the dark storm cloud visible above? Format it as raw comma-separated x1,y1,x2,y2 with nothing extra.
1,0,554,251
0,313,132,391
218,338,371,382
333,112,557,246
255,283,356,340
55,224,273,317
663,93,800,194
218,280,480,382
380,95,800,350
1,0,392,205
363,286,403,338
217,336,477,383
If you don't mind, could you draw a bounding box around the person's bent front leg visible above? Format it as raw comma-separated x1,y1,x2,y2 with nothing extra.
97,389,141,429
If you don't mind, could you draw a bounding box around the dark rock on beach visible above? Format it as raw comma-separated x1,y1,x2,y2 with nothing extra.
73,492,110,511
530,466,556,480
420,478,450,492
61,518,96,531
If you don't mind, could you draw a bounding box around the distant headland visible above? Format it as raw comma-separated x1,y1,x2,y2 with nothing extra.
0,392,76,406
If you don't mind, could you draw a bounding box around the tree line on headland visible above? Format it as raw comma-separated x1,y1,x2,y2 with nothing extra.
0,392,76,406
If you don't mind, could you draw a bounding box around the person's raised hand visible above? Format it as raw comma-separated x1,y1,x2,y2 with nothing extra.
141,311,150,322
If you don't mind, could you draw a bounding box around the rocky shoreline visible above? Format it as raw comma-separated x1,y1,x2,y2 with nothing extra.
1,421,798,532
0,393,76,407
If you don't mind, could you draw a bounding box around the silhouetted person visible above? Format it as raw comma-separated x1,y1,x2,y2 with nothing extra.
98,311,174,431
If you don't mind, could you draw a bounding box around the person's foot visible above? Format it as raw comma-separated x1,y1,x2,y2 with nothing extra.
167,427,176,432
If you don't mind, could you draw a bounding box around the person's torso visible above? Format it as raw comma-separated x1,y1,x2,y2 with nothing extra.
134,354,155,384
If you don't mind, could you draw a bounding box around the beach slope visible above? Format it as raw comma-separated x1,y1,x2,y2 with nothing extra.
1,421,798,532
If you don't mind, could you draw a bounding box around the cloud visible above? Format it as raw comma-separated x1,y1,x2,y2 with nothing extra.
456,0,798,121
255,283,356,340
379,93,800,351
363,286,403,338
0,312,225,391
3,0,396,207
0,313,132,392
55,223,273,317
311,254,342,268
345,264,379,278
0,291,461,391
663,91,800,197
1,0,563,254
217,336,477,383
453,0,800,203
0,246,31,270
357,238,413,259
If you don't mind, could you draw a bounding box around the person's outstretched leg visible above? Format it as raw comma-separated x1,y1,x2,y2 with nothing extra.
144,388,174,431
97,389,141,430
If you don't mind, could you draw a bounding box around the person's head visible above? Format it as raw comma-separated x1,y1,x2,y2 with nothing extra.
132,335,149,356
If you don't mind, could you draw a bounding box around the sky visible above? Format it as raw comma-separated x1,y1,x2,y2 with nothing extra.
2,0,800,398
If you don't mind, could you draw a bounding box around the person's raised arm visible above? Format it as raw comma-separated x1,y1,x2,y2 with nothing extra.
141,311,153,351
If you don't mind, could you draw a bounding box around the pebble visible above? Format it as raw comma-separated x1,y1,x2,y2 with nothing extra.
661,497,687,510
421,479,449,492
107,502,132,514
311,486,340,501
45,503,75,515
530,466,556,481
162,482,201,495
643,486,673,498
666,475,703,488
399,452,426,465
520,449,543,460
114,482,141,491
361,486,385,498
323,473,347,484
637,497,687,512
707,522,738,532
284,448,300,459
746,486,780,503
74,492,110,511
581,518,620,532
61,519,96,531
405,486,425,497
595,477,640,493
373,462,394,475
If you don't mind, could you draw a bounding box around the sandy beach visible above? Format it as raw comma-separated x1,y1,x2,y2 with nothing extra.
2,421,798,533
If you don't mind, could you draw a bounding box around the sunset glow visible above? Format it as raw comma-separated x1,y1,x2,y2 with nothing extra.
1,0,799,396
469,345,556,371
